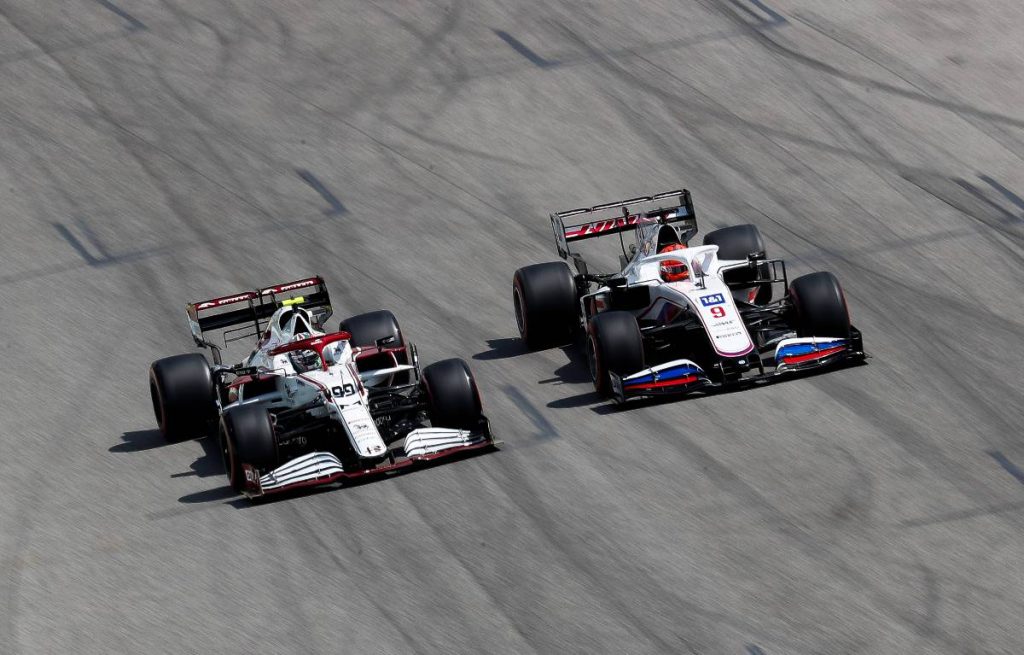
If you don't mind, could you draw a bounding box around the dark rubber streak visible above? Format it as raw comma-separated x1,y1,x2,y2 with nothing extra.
73,217,112,260
748,0,786,26
503,385,558,440
53,223,100,266
296,169,347,216
953,178,1022,224
493,30,558,68
988,451,1024,486
730,0,786,26
746,646,767,655
92,0,146,31
979,175,1024,217
901,501,1024,528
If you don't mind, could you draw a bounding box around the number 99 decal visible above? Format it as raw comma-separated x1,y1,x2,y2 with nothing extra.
710,306,726,318
332,383,357,397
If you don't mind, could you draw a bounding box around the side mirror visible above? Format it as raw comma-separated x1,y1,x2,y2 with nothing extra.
605,276,628,287
375,335,397,349
311,306,334,329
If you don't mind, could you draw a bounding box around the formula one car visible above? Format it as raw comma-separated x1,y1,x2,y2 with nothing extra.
512,190,865,402
148,276,496,498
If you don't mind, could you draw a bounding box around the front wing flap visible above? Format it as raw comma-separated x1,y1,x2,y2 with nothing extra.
772,332,865,373
241,422,497,499
610,330,865,403
610,359,712,403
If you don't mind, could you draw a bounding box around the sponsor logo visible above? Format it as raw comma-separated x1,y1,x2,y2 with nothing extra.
263,279,317,294
700,293,725,307
566,215,641,239
197,293,252,309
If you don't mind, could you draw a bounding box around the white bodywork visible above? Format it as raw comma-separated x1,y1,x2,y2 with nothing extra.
225,306,474,461
586,222,759,360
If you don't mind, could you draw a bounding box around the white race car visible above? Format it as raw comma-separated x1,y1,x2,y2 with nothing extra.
149,276,496,498
512,190,865,402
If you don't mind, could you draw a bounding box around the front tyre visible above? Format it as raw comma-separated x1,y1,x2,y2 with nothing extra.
513,262,578,349
220,404,278,492
149,353,216,442
788,271,851,338
421,358,483,430
339,309,408,364
587,311,644,396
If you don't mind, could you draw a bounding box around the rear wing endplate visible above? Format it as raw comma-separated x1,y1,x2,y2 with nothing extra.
550,189,697,258
185,276,332,364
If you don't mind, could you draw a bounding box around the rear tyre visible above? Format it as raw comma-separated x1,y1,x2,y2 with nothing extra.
149,353,216,442
220,404,278,492
421,358,483,430
587,311,644,396
513,262,578,349
703,224,771,304
788,271,851,338
339,310,407,364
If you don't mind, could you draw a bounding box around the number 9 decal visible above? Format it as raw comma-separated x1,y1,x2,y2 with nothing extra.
710,306,726,318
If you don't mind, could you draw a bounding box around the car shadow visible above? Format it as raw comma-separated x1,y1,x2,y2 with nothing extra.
170,435,224,479
109,429,165,453
472,334,599,408
472,337,529,361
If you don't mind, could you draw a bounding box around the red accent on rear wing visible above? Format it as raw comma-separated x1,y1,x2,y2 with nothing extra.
185,276,333,361
259,277,321,297
195,291,258,310
550,189,696,258
563,214,650,241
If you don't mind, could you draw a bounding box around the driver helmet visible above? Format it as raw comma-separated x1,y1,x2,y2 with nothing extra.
288,332,320,372
658,244,689,282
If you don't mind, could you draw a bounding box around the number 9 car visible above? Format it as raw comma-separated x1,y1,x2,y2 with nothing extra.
512,190,866,402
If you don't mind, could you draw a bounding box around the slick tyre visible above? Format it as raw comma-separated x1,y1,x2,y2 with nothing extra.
339,310,408,364
421,358,483,431
587,311,644,396
513,262,578,349
149,353,217,442
788,271,851,338
703,224,772,304
220,404,278,492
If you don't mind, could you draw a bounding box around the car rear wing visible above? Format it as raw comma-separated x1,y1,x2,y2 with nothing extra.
185,276,333,364
550,189,697,258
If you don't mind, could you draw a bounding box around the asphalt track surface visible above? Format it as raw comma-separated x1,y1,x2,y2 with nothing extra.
1,1,1023,653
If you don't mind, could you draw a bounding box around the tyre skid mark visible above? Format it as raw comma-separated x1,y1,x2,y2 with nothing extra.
92,0,146,31
296,169,347,216
493,30,558,68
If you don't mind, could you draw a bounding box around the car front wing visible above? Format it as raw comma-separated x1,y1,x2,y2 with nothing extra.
239,421,497,499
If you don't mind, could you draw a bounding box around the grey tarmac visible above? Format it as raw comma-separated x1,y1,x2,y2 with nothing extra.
1,1,1023,653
